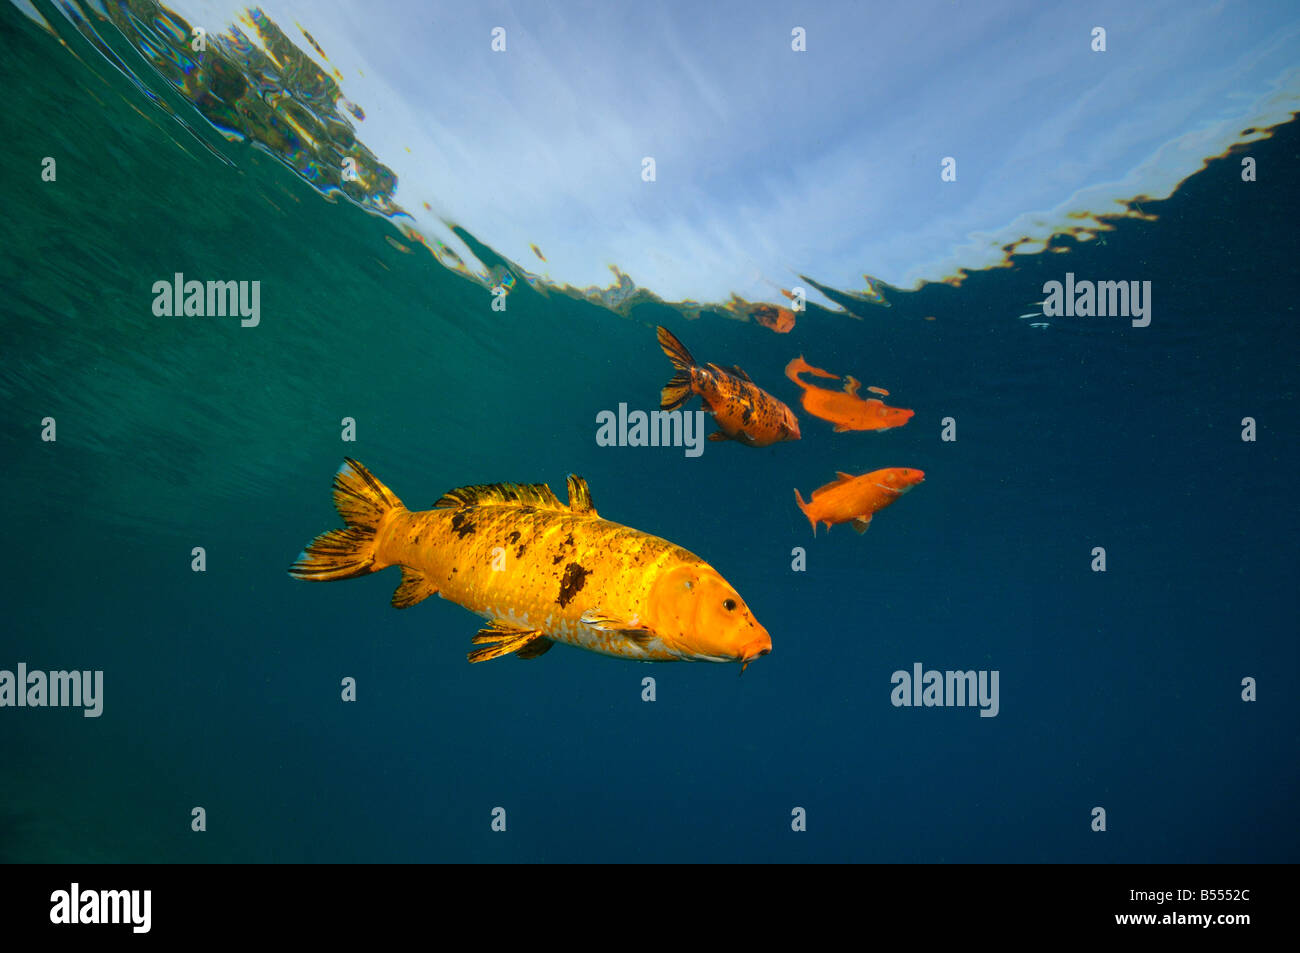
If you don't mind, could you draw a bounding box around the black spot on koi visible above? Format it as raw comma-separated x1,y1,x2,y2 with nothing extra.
556,562,590,609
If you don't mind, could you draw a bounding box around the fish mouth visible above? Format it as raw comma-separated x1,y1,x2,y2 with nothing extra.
738,641,770,676
739,635,772,667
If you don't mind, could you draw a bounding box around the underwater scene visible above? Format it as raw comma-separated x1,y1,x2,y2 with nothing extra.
2,0,1298,864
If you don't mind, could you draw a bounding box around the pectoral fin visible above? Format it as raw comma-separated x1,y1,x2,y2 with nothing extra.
468,619,546,663
392,567,438,609
581,608,637,630
843,375,861,396
851,516,873,534
580,608,654,645
707,431,730,442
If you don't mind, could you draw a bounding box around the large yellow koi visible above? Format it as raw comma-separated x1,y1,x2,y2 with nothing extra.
290,459,772,670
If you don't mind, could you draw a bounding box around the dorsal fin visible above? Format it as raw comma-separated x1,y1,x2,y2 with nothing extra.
812,472,859,498
434,482,565,511
731,365,753,382
566,475,597,515
843,375,861,396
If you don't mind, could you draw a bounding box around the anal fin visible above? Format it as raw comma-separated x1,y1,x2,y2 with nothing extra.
468,619,545,663
392,567,438,609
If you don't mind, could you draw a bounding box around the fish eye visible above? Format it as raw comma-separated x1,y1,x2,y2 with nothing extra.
723,598,737,611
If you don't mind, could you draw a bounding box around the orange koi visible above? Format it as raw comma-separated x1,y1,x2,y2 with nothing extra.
794,467,925,536
291,460,772,670
658,326,801,447
785,356,914,432
750,303,796,333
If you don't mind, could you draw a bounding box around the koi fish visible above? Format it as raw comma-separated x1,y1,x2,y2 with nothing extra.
750,303,796,333
794,467,925,536
785,356,914,432
658,326,801,446
290,459,772,671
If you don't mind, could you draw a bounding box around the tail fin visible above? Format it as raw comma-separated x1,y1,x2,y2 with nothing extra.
793,488,818,537
289,458,406,581
657,325,696,410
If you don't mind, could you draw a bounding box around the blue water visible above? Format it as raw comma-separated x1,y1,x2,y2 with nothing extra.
1,0,1297,863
